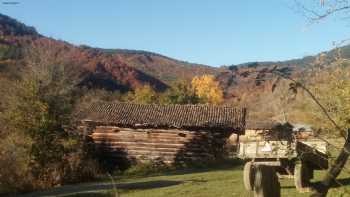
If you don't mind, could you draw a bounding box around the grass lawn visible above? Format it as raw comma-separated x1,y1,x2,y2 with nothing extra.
21,161,350,197
0,187,6,196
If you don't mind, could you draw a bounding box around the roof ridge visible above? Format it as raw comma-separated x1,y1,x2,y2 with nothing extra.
80,102,246,131
94,101,238,108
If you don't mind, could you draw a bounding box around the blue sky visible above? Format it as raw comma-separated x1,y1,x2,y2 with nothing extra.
0,0,349,66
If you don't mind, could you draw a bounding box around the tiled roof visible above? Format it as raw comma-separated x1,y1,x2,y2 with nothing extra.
79,102,246,131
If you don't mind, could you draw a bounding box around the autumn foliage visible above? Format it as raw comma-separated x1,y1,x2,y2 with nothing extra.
191,75,224,104
123,76,224,105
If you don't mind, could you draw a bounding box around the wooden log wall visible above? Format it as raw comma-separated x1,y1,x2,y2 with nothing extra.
88,126,228,164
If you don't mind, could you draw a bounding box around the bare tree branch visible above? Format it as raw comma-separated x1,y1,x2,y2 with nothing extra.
271,68,347,138
294,0,350,22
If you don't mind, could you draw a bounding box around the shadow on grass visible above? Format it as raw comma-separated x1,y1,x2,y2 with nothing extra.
104,158,244,182
148,159,244,178
19,160,240,197
63,193,112,197
19,180,184,197
117,180,183,190
311,177,350,190
280,185,296,189
336,177,350,186
63,179,208,197
281,177,350,191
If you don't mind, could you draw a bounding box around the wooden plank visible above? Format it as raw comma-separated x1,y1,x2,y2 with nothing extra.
297,141,328,169
91,134,194,141
97,146,212,156
92,131,206,139
100,153,213,161
104,152,213,160
95,144,207,152
94,140,202,145
91,134,199,141
93,127,211,135
94,141,186,148
126,150,211,156
90,127,224,163
96,146,211,154
93,140,213,148
92,135,195,143
238,141,297,159
95,143,211,151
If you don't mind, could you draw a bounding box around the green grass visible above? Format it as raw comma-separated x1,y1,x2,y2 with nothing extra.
28,162,350,197
0,187,5,195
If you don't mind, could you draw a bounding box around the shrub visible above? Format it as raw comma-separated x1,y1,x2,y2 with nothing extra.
0,64,101,193
0,131,34,192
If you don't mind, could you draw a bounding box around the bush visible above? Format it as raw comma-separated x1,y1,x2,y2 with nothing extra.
61,136,101,184
0,132,34,192
0,64,101,193
0,130,101,192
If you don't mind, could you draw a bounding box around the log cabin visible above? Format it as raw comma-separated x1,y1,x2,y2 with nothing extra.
77,102,246,166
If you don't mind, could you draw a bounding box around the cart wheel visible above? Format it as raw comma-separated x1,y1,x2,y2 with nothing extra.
243,161,255,191
294,163,312,192
254,165,280,197
271,169,281,197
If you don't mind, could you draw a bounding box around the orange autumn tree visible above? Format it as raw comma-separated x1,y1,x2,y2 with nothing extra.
191,75,224,105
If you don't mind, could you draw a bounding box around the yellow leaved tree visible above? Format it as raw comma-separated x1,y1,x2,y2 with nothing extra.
191,75,224,105
125,84,158,104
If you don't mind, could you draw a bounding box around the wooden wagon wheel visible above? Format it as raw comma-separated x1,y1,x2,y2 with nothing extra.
271,169,281,197
243,161,255,191
294,163,313,192
254,165,281,197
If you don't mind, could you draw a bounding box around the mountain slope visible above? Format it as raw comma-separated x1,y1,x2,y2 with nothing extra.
0,13,222,94
94,48,220,82
1,13,349,104
0,13,171,92
0,13,38,36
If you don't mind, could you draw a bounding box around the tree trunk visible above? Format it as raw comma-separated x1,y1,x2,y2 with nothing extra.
310,129,350,197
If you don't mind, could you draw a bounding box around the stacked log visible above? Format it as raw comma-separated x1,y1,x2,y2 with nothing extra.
89,126,224,164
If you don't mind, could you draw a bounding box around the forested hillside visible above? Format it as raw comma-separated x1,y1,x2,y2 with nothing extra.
0,12,349,125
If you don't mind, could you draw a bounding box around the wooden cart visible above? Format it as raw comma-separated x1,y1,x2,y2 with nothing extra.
237,128,328,196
